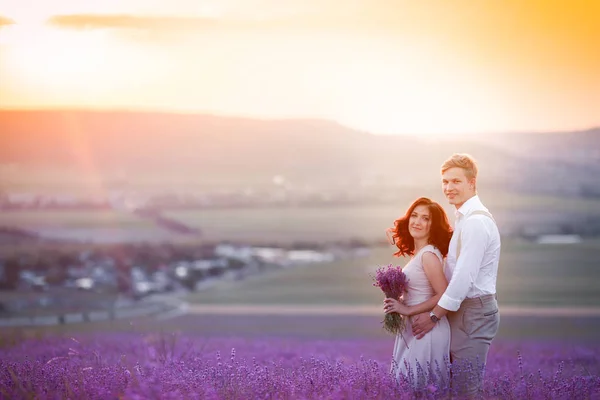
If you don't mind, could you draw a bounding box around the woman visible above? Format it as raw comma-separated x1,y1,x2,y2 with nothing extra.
384,197,453,387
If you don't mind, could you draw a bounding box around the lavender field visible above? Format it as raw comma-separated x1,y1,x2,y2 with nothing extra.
2,313,599,399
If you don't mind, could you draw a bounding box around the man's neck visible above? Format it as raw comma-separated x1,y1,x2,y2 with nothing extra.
454,193,477,210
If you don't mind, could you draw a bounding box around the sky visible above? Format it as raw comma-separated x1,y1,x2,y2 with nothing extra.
0,0,599,137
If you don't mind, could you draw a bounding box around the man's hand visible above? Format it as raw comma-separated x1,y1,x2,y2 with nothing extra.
411,311,435,339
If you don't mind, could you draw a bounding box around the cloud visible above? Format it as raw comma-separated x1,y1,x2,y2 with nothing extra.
46,11,385,34
43,2,600,58
0,16,15,27
44,14,365,46
47,14,221,32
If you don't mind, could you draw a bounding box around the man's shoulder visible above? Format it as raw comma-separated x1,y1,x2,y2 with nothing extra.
462,211,497,231
465,209,494,221
462,210,500,240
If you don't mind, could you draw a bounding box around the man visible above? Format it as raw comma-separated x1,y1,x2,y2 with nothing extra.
411,153,501,397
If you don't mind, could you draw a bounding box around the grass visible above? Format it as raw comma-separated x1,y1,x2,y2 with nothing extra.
3,236,599,342
166,205,398,243
164,196,600,241
0,288,119,317
0,193,599,244
160,197,600,244
2,311,600,344
485,193,600,213
0,210,151,229
0,316,155,344
186,238,600,308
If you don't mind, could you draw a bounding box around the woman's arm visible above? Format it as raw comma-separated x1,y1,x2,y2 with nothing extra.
406,252,448,316
384,251,448,317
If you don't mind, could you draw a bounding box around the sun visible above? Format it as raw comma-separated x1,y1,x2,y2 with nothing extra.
8,26,106,89
1,21,127,99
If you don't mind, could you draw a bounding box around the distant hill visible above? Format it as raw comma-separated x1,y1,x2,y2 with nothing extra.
476,127,600,162
0,109,598,197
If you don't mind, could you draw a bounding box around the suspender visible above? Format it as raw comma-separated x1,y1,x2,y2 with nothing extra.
456,210,495,260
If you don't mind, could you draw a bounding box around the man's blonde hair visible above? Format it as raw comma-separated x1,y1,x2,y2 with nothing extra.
441,153,478,180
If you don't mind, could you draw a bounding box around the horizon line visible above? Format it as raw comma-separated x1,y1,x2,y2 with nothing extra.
0,105,598,138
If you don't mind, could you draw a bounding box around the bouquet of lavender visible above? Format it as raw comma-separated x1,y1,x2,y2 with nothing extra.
372,264,409,335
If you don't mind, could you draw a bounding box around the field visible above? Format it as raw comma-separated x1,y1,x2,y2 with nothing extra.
0,210,177,244
0,210,149,229
1,314,599,399
185,240,600,309
1,247,599,399
2,194,600,244
2,201,600,398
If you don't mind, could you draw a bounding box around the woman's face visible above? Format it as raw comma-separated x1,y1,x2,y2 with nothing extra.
408,204,432,241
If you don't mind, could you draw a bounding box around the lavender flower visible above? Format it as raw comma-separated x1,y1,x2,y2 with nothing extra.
372,264,409,335
1,333,599,399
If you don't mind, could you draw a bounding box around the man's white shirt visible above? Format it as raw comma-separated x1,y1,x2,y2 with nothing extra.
438,195,501,312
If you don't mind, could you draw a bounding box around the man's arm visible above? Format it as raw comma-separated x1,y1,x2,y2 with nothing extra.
412,218,488,338
436,217,488,314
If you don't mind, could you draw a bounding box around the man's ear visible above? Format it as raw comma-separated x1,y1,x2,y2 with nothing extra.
469,178,477,190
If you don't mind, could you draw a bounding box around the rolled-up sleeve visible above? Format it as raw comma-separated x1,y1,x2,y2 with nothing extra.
438,218,488,311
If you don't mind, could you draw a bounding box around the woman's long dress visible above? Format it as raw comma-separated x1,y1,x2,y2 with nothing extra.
391,245,451,386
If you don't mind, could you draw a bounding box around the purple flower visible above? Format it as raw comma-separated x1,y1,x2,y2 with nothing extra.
372,264,409,335
372,264,409,299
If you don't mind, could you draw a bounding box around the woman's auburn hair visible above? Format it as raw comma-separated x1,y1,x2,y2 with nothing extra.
386,197,453,258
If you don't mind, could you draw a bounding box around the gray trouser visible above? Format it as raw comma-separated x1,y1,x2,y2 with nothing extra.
447,294,500,398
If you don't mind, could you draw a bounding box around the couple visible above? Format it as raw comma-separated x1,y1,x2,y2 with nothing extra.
384,153,501,397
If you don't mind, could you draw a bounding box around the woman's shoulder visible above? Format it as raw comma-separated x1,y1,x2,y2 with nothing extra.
421,245,443,263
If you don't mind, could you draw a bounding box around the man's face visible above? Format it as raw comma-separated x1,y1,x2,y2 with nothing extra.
442,167,476,208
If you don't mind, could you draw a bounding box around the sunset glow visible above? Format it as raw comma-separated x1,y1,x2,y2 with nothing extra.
0,0,598,136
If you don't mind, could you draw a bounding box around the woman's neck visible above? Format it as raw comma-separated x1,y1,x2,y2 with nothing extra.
413,238,429,255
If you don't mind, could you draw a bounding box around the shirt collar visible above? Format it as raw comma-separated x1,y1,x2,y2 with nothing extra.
455,195,482,220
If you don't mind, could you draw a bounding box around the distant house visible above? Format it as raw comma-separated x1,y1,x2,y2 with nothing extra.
285,250,334,265
251,247,286,264
192,259,227,273
535,234,582,244
215,244,254,263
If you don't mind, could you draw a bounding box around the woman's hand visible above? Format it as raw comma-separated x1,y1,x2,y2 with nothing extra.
383,297,411,316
